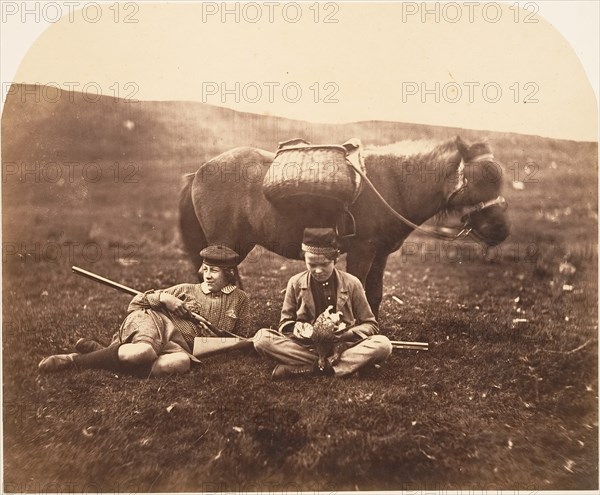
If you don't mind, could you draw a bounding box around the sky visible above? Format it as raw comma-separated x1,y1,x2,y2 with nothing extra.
1,1,598,141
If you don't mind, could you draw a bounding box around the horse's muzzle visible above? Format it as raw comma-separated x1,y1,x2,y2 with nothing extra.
467,206,510,246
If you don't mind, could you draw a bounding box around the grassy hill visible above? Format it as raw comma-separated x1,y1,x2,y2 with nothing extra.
3,83,594,165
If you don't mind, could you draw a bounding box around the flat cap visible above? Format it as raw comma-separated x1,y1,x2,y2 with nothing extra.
199,245,239,267
301,228,339,256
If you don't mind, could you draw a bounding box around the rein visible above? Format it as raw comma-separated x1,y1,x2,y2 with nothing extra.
347,155,506,243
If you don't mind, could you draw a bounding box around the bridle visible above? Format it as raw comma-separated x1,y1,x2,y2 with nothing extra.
346,153,508,243
446,194,508,242
460,195,507,222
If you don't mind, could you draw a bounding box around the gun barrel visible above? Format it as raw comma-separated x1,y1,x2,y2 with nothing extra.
72,266,141,296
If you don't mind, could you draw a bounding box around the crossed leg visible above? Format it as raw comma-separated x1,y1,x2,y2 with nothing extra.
253,328,392,377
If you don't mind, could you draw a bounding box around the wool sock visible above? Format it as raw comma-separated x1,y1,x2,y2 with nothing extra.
73,344,154,378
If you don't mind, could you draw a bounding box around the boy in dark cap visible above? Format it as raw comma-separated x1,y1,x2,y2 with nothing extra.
254,228,392,380
38,245,251,377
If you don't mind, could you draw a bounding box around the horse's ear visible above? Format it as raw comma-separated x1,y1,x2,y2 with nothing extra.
455,136,469,158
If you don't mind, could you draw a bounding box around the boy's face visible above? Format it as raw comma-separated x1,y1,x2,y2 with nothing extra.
200,264,228,293
305,252,335,282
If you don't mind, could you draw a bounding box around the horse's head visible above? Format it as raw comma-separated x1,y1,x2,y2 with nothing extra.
446,137,510,246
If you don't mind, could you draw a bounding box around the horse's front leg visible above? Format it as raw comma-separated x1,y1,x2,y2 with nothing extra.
364,253,389,319
345,240,376,286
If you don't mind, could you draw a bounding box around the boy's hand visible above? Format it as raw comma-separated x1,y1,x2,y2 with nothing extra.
293,322,314,340
160,293,191,318
327,342,352,367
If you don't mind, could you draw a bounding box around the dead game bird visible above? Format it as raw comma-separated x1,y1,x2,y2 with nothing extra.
311,305,350,371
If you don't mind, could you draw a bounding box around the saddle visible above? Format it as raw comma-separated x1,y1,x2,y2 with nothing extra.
262,138,367,238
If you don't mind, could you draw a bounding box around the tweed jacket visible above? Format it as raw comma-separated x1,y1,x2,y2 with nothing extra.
126,283,251,348
278,269,379,337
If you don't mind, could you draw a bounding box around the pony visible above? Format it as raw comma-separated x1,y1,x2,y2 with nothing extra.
179,136,510,317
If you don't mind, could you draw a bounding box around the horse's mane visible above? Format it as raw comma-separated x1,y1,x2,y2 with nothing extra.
364,138,465,221
363,138,458,161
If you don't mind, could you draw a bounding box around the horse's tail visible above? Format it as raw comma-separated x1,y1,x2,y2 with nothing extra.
179,172,206,269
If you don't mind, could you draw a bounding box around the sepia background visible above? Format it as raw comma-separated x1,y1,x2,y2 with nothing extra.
2,1,598,492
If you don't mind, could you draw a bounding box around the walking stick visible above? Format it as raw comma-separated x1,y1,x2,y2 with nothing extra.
390,341,428,351
353,328,428,351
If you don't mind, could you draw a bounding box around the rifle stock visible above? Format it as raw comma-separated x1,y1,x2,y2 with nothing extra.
71,265,240,338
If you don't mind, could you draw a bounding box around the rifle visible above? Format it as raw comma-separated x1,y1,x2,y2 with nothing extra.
71,265,241,339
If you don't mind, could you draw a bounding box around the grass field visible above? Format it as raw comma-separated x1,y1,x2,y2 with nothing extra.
2,88,598,492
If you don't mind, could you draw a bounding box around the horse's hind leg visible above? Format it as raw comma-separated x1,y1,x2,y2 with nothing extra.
231,242,256,290
179,175,208,270
233,266,244,290
189,230,208,272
